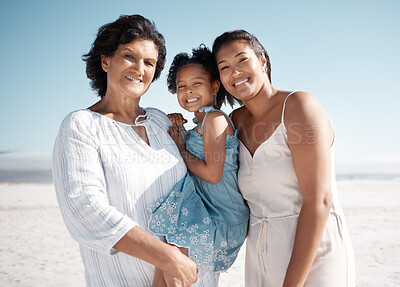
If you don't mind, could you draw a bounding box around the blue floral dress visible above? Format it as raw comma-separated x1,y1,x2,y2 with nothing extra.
148,107,249,272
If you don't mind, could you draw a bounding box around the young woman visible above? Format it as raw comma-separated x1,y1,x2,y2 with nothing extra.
212,30,356,287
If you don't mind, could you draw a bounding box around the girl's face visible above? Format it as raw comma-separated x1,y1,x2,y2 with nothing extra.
176,64,219,112
216,40,268,102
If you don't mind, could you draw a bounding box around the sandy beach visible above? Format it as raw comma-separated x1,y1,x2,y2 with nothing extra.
1,180,399,286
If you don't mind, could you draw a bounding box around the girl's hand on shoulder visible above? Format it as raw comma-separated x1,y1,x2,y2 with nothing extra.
168,126,186,152
168,113,187,130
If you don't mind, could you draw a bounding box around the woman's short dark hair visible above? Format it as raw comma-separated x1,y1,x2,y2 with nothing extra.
212,30,271,83
167,45,238,109
82,14,166,98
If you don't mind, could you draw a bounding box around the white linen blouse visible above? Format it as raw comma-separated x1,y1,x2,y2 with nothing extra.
53,108,187,286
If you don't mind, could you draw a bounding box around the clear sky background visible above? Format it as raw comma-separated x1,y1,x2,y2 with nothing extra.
0,0,399,173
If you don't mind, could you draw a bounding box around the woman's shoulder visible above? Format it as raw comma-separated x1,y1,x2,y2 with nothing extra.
58,109,98,134
284,91,329,125
285,90,315,104
145,107,167,116
230,106,248,127
145,107,171,126
60,109,92,124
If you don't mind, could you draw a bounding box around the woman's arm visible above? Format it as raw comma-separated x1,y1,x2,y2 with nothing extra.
169,111,233,184
283,92,334,287
53,112,197,286
53,112,137,253
114,227,197,286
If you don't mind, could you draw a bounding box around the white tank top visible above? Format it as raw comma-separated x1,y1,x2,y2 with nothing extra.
237,92,342,220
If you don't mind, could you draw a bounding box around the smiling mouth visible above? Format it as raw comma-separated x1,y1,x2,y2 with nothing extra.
126,75,142,83
186,98,200,104
233,78,249,87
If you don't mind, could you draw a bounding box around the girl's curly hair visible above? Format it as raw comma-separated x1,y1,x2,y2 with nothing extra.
167,45,239,109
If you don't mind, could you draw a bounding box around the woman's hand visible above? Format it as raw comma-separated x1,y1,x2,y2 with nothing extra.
162,246,197,287
113,227,196,287
168,113,187,130
168,126,186,152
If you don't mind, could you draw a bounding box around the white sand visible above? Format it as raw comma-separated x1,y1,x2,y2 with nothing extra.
0,180,399,286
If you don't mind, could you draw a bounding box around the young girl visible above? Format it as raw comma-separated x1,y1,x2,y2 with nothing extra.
148,45,249,286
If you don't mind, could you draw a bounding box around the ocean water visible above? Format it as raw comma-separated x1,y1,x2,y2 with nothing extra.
0,169,53,183
336,173,400,181
0,168,399,184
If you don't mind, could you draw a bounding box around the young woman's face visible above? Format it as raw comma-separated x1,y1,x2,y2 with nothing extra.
101,39,158,99
216,40,267,102
176,64,219,112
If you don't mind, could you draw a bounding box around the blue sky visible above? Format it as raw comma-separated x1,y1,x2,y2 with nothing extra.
0,0,399,173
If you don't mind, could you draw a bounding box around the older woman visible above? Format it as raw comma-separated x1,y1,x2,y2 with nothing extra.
213,30,356,287
52,15,203,287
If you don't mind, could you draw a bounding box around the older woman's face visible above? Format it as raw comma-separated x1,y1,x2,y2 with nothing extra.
101,39,158,99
